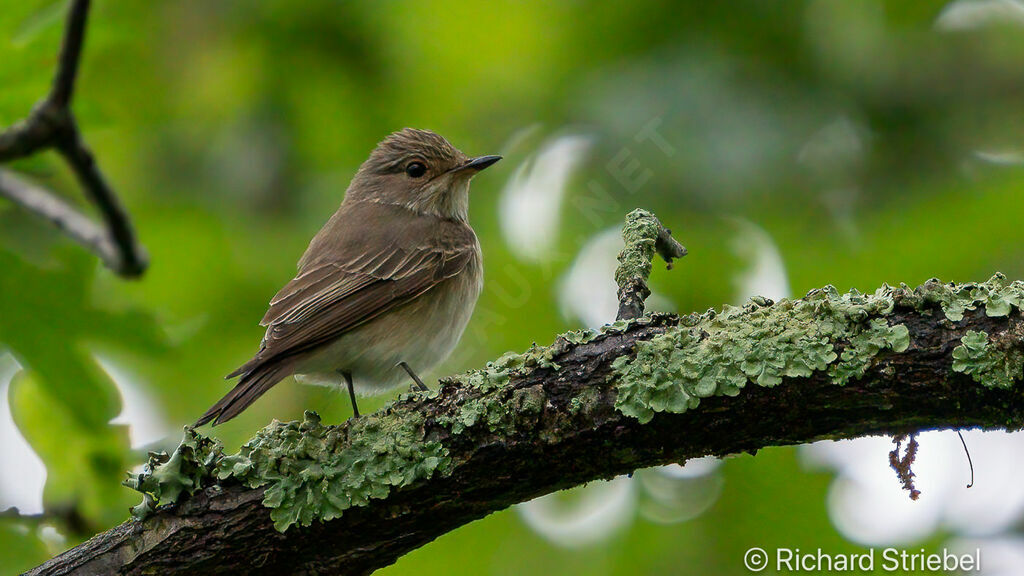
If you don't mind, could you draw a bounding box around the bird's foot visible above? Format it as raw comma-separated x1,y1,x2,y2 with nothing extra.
397,361,430,392
339,370,360,418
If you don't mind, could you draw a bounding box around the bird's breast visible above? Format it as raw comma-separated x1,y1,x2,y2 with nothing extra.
294,251,482,395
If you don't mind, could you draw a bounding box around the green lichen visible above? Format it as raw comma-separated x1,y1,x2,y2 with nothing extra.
614,209,662,294
439,338,573,435
569,386,602,416
440,397,503,434
436,387,547,437
451,345,563,392
124,428,223,520
612,274,1024,423
215,411,448,531
561,329,599,345
831,319,910,385
513,385,546,415
437,316,656,435
915,273,1024,321
612,285,912,424
126,410,449,532
952,330,1024,389
603,320,632,333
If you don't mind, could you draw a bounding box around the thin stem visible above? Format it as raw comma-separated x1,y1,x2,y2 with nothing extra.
50,0,91,108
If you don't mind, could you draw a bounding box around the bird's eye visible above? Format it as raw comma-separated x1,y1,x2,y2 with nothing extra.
405,162,427,178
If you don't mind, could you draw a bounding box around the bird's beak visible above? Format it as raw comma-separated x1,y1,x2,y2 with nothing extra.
452,155,502,174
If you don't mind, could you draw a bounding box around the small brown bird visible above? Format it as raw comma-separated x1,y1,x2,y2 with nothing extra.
196,128,499,426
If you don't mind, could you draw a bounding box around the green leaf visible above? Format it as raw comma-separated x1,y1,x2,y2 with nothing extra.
8,370,133,528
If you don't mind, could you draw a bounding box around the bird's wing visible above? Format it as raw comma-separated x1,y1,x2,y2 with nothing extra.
207,237,474,426
242,231,477,370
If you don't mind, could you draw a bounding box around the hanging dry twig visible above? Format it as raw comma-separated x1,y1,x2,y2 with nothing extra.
889,433,921,500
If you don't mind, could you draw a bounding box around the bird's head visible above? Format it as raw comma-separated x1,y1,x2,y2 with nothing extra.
347,128,501,221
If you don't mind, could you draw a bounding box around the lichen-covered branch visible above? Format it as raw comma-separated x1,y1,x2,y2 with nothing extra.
28,273,1024,576
0,0,147,277
615,208,686,320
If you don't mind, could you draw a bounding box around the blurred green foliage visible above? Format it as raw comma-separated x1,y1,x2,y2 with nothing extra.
2,0,1024,574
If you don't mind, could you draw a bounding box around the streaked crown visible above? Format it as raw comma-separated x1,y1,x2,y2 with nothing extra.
362,128,466,175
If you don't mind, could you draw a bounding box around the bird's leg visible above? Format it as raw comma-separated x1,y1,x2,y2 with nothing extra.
397,361,430,392
340,370,360,418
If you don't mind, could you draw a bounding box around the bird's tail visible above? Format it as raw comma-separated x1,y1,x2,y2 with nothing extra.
194,358,295,427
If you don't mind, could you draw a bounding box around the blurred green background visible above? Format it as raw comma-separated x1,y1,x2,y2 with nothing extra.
3,1,1024,574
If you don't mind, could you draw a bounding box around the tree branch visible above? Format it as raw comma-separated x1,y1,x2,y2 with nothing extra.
0,169,121,269
27,300,1024,575
615,208,686,321
0,0,147,277
25,210,1024,575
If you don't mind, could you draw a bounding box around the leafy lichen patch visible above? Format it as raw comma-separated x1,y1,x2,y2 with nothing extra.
831,319,910,385
215,411,449,531
437,333,586,435
561,329,599,345
446,343,567,394
124,428,223,520
913,273,1024,321
438,396,502,434
127,411,449,532
612,285,914,423
569,386,602,416
613,275,1024,423
952,330,1024,390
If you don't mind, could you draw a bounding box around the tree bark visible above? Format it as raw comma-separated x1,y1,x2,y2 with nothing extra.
25,297,1024,575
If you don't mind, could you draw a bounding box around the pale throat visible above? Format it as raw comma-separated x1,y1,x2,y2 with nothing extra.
406,178,471,222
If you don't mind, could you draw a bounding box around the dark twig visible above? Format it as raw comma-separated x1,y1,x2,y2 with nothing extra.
55,124,145,276
50,0,90,108
0,0,147,277
615,208,687,321
957,429,975,488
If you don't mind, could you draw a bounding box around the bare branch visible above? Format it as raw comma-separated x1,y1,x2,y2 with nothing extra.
0,169,119,269
0,0,147,277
